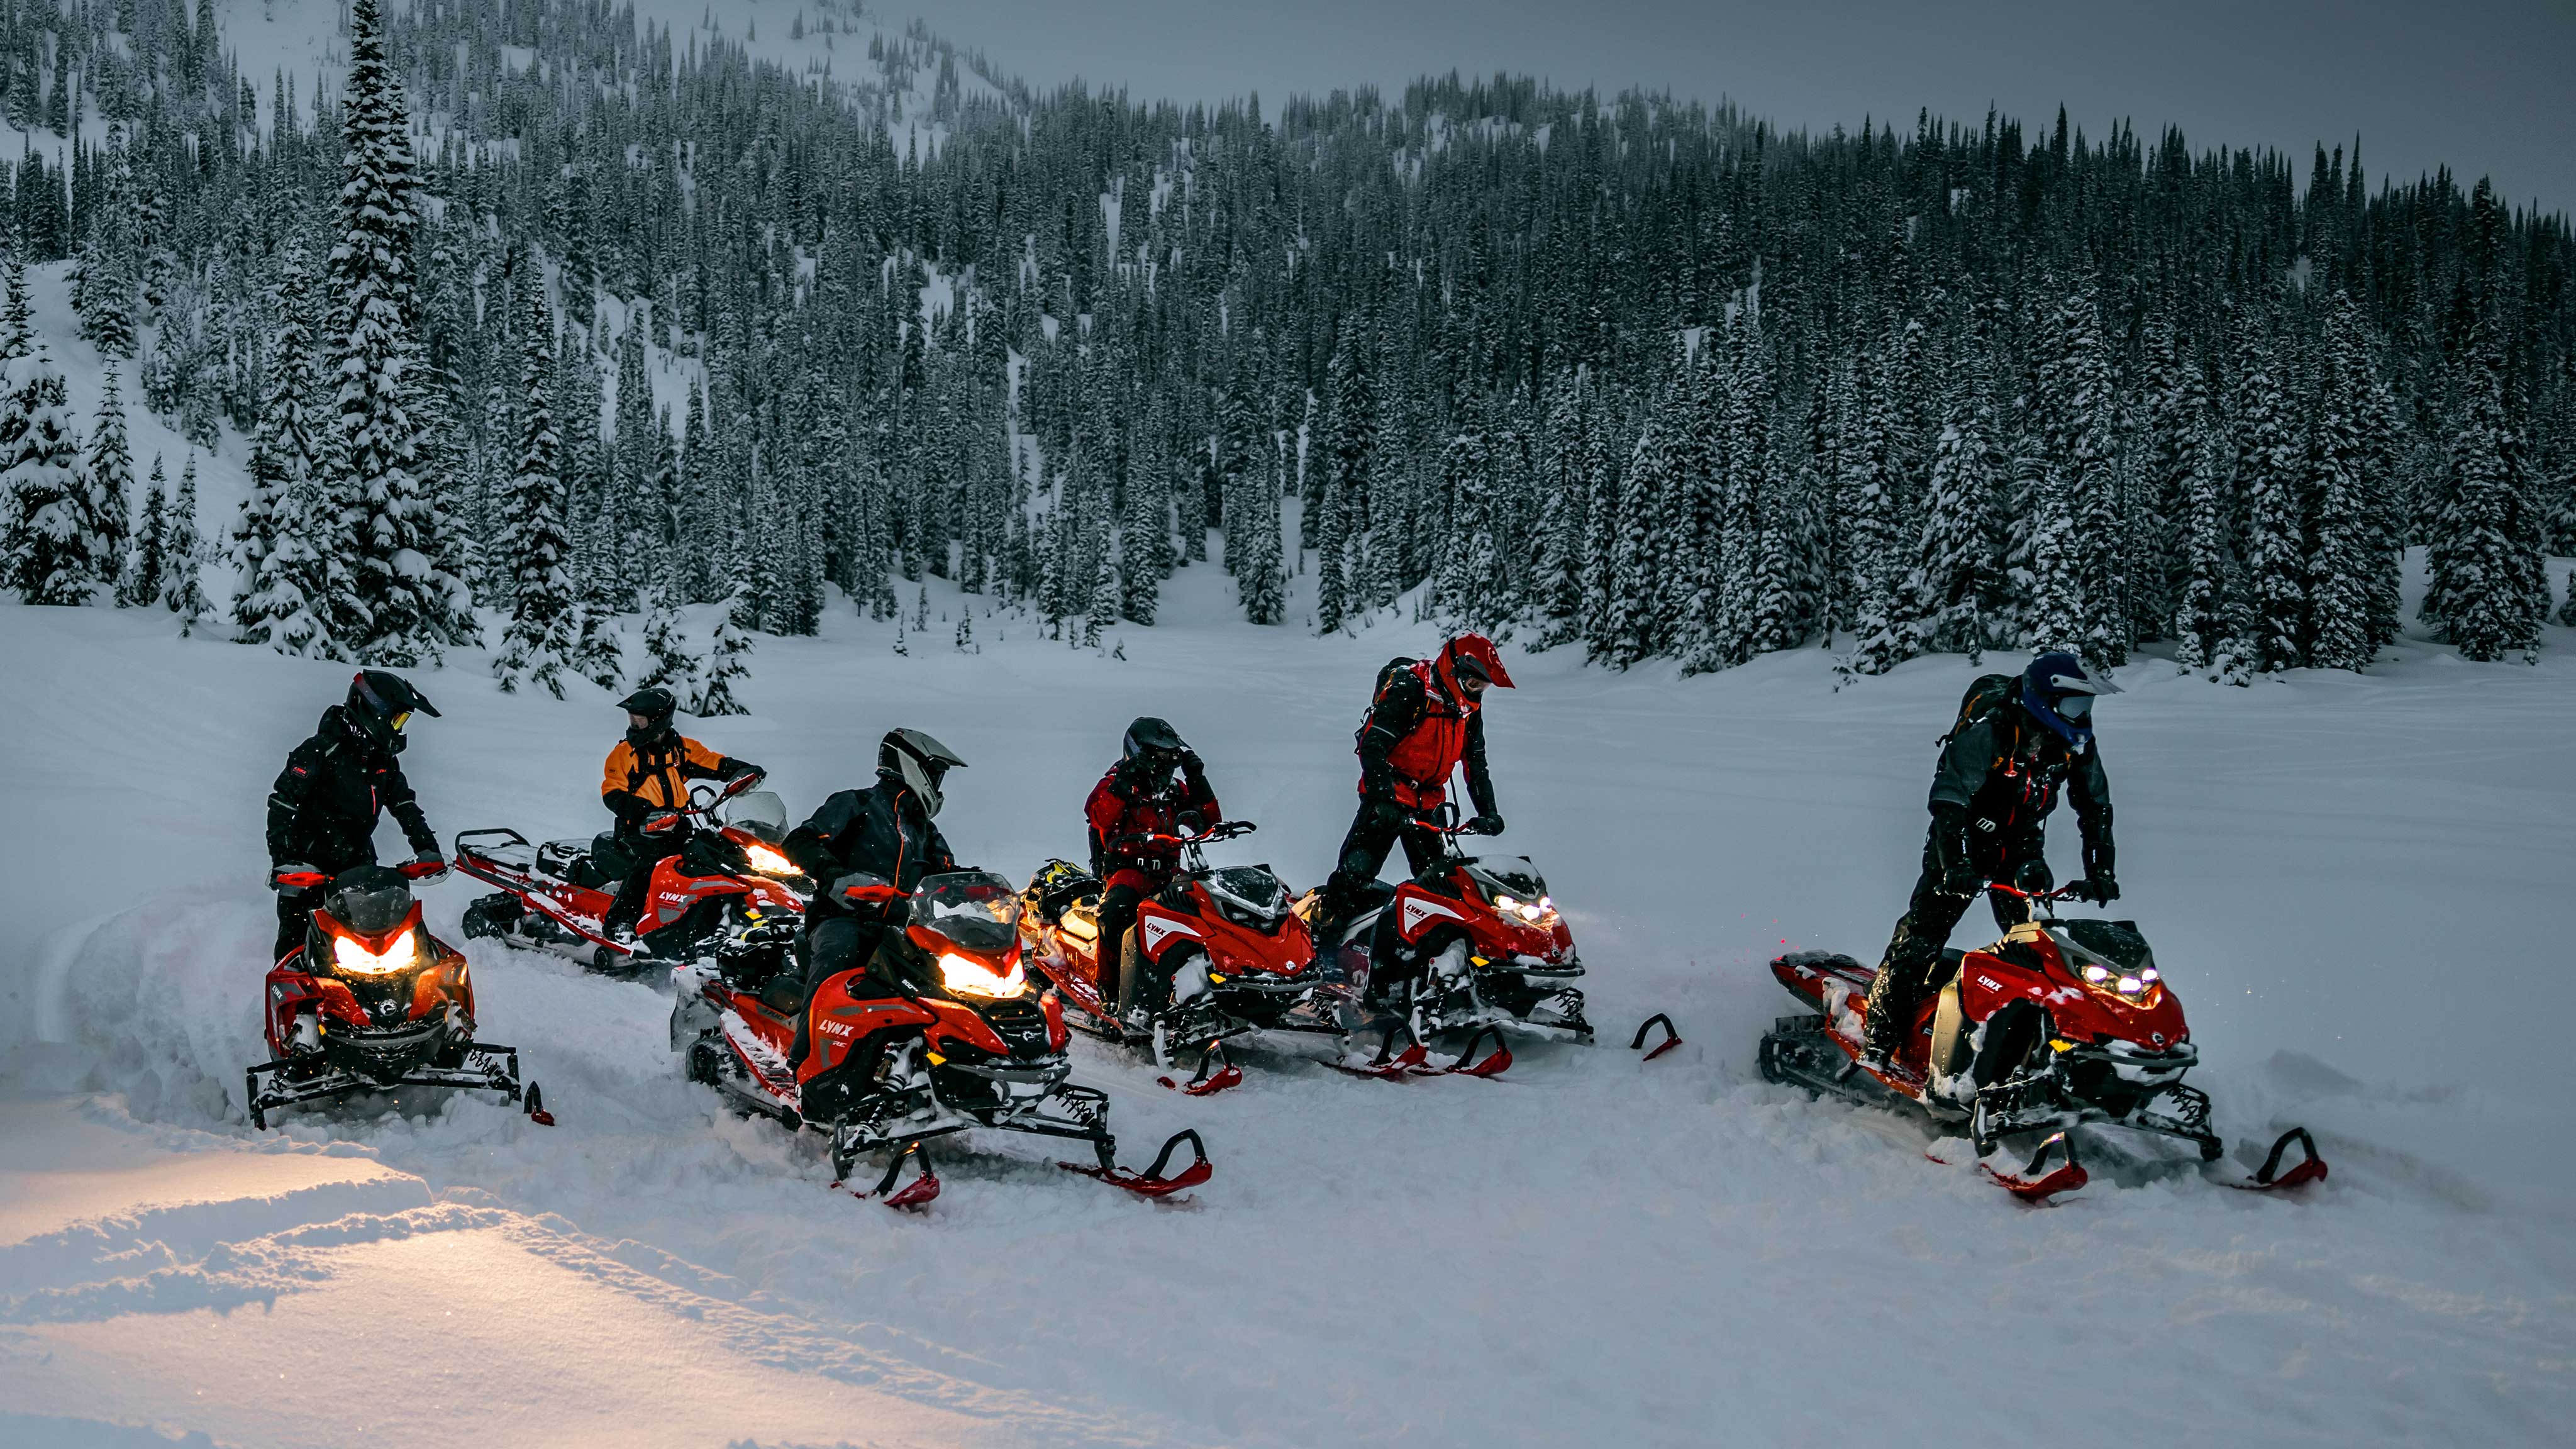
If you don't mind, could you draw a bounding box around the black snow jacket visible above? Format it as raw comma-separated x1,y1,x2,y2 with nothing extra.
267,706,440,869
1927,699,2112,855
784,775,957,900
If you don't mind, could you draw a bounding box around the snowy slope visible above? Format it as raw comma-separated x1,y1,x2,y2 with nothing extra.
3,555,2573,1446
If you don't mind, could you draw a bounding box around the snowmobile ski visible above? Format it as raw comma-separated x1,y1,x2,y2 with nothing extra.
2223,1126,2329,1192
1327,1019,1511,1079
836,1141,942,1209
1155,1038,1245,1096
1061,1128,1215,1197
1976,1131,2089,1202
1629,1013,1684,1062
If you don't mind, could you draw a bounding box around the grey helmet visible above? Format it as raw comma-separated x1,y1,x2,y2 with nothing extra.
878,728,967,817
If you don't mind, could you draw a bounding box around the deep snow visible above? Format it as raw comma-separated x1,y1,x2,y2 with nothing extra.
4,554,2573,1447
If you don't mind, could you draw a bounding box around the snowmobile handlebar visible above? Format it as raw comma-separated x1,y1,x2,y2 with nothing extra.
1111,821,1257,851
1985,880,2106,911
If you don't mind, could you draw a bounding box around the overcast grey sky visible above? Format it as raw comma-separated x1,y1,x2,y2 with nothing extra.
901,0,2574,215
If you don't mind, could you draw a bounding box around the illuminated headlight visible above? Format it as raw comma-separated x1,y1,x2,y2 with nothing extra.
742,842,799,877
2082,961,2157,999
333,928,418,975
938,950,1029,999
2082,964,2111,984
1492,894,1557,924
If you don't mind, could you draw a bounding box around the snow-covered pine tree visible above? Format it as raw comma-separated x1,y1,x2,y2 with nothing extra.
1838,345,1909,675
1529,368,1587,648
327,0,474,664
120,452,168,608
1119,455,1162,626
2235,318,2308,672
163,455,212,631
2433,335,2543,662
1606,375,1673,667
86,366,136,599
2050,279,2128,666
0,256,31,360
1907,330,1997,658
2306,292,2392,672
1579,387,1624,658
1235,441,1288,626
634,582,700,697
1,350,103,605
2171,381,2237,676
492,287,579,699
692,587,755,715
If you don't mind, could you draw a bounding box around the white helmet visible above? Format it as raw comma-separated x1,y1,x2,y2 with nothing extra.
879,728,967,817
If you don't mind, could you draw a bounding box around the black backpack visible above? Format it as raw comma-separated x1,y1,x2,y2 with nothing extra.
1940,672,2019,746
1353,657,1419,748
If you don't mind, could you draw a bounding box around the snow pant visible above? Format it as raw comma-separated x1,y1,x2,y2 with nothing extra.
1320,797,1446,928
273,849,374,962
789,916,892,1065
1094,884,1150,1016
1860,833,2040,1057
601,826,677,933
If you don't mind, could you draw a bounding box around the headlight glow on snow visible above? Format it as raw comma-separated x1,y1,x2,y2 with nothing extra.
938,950,1028,999
742,842,798,876
333,928,417,975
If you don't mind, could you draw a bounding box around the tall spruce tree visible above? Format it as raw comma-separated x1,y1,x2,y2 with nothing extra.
493,289,579,697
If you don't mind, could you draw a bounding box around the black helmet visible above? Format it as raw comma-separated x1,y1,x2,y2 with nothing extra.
2019,651,2120,750
618,686,679,744
878,728,967,818
1122,716,1187,765
346,670,438,752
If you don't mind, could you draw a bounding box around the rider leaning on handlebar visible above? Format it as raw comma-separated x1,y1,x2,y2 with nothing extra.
1315,634,1513,943
1085,716,1223,1024
1858,652,2120,1069
598,686,762,944
266,671,447,962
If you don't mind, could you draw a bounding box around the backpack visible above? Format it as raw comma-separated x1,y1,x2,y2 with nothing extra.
1353,657,1421,748
1940,672,2019,746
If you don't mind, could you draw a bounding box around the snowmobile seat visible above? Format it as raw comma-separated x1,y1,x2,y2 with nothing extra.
536,838,597,884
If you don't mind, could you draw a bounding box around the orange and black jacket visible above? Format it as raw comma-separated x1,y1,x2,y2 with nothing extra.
601,729,757,833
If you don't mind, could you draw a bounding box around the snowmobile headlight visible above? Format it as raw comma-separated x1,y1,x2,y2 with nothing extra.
2082,964,2111,984
2116,975,2145,996
1492,894,1554,924
2140,967,2159,984
333,928,418,975
938,950,1029,999
742,841,799,877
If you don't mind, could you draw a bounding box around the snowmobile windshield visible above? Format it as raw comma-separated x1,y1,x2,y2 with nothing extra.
724,791,789,841
913,871,1021,952
325,872,414,935
1205,865,1288,924
1462,857,1546,902
2058,918,2153,974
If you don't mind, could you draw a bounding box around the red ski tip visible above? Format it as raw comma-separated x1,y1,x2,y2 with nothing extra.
1629,1013,1684,1062
2231,1127,2328,1192
1436,1024,1513,1077
528,1109,557,1126
841,1144,940,1209
1158,1061,1245,1096
1062,1130,1214,1197
1981,1132,2089,1203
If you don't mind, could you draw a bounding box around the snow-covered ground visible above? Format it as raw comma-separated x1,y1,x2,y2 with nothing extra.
4,560,2573,1446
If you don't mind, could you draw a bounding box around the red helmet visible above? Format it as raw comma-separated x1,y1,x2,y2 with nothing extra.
1437,633,1515,695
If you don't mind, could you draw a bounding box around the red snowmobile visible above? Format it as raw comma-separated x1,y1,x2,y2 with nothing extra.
248,860,550,1131
670,867,1214,1206
1759,882,2326,1201
453,773,806,975
1018,821,1319,1095
1280,807,1587,1078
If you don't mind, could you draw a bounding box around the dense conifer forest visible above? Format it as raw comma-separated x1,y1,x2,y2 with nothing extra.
4,0,2570,689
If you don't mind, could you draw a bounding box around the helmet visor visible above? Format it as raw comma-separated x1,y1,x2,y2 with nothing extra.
2055,692,2094,721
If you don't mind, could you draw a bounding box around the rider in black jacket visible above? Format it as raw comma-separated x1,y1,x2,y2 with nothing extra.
1859,653,2120,1067
267,672,445,961
780,729,966,1063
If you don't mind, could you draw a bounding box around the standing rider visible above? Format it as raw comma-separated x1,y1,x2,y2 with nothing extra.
780,728,967,1065
1858,652,2121,1069
598,686,762,946
267,671,446,962
1314,633,1513,944
1084,718,1222,1028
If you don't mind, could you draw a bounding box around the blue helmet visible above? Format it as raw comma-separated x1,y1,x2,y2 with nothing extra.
2020,652,2118,750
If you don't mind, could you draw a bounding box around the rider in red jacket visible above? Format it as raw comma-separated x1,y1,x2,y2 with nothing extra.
1314,635,1512,941
1085,717,1221,1024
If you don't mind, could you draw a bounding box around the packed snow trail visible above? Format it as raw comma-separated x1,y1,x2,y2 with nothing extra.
4,580,2573,1446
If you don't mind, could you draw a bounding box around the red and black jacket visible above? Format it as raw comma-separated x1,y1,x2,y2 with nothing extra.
1357,663,1496,816
1085,758,1220,892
